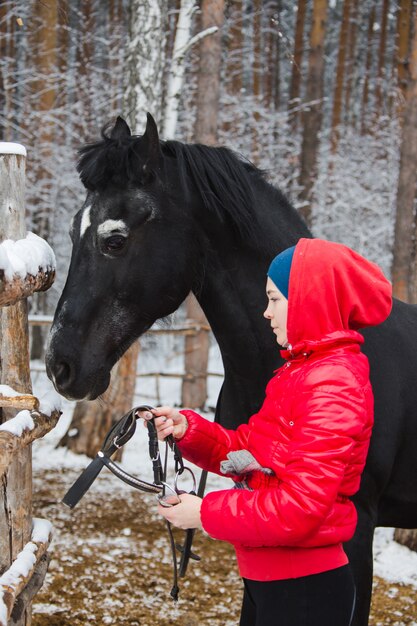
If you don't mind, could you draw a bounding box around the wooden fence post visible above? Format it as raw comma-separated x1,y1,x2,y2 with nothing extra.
0,142,58,625
0,144,32,626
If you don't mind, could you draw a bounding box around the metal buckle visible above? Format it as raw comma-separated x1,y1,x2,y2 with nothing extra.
174,466,197,494
157,483,181,508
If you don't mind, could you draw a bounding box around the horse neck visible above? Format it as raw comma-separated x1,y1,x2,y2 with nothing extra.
188,177,309,397
164,143,311,423
194,241,282,423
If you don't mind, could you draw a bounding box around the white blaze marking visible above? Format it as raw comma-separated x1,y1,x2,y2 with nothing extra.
80,206,91,238
97,219,128,236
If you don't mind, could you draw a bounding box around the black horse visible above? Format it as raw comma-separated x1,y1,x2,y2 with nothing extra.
46,114,417,626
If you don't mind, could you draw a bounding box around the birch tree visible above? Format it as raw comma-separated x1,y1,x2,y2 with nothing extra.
163,0,219,139
124,0,166,131
163,0,196,139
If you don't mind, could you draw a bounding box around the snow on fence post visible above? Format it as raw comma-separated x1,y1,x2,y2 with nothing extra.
0,144,32,599
0,142,59,625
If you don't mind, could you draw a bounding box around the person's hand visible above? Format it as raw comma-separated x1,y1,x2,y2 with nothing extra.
158,493,202,529
139,405,188,441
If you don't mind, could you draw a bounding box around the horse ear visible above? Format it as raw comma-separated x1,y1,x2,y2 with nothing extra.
141,113,161,180
143,113,159,144
110,116,131,140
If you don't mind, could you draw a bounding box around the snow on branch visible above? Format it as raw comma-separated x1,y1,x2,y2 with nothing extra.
180,25,218,57
0,232,56,307
0,389,62,479
0,385,40,411
0,518,52,626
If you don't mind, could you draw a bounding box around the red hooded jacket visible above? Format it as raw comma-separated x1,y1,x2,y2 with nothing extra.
177,238,392,581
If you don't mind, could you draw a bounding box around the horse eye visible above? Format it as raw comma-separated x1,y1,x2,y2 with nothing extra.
103,235,126,253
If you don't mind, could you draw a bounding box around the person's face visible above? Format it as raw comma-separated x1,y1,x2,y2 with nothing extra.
264,277,289,347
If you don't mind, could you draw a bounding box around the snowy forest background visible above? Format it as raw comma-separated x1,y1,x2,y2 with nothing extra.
1,2,417,450
1,0,416,298
2,0,417,489
1,1,417,622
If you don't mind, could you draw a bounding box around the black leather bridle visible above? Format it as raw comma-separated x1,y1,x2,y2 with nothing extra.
62,405,200,601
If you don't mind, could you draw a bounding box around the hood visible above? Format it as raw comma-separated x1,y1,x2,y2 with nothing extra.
285,238,392,351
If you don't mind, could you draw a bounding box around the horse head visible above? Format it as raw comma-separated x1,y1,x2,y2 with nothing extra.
46,114,200,400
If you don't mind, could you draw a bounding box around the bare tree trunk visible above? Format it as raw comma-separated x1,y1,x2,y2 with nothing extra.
223,0,243,135
0,2,19,141
330,0,351,154
109,0,125,113
288,0,307,131
392,4,417,303
360,2,376,135
76,0,94,128
374,0,390,121
0,2,10,140
59,341,140,458
298,0,328,226
394,528,417,551
28,0,58,361
182,0,224,409
182,297,210,409
343,0,359,126
264,0,281,111
396,0,413,116
252,0,262,160
195,0,225,145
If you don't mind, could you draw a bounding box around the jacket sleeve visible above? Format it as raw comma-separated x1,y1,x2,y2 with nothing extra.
176,409,252,475
200,365,372,546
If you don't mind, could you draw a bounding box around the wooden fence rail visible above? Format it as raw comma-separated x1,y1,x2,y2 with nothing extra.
28,316,223,408
28,315,211,334
28,318,223,377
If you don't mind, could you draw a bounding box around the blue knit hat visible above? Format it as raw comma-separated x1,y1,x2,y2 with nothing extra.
267,245,296,299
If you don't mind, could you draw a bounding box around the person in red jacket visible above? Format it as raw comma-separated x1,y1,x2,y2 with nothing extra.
142,238,392,626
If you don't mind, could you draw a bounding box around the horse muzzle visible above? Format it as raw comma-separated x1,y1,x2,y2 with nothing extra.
45,340,111,401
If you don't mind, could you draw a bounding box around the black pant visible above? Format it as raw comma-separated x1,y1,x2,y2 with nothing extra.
239,565,356,626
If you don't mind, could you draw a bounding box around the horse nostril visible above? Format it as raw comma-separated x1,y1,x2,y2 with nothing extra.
54,360,74,388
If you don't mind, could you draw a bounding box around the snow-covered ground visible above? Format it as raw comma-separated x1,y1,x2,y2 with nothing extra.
31,339,417,593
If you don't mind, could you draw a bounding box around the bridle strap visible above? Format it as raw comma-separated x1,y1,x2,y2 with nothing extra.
62,406,157,508
61,404,198,601
98,452,162,493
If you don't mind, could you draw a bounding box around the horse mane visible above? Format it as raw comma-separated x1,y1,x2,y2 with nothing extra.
162,140,265,244
77,124,268,246
77,124,148,190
